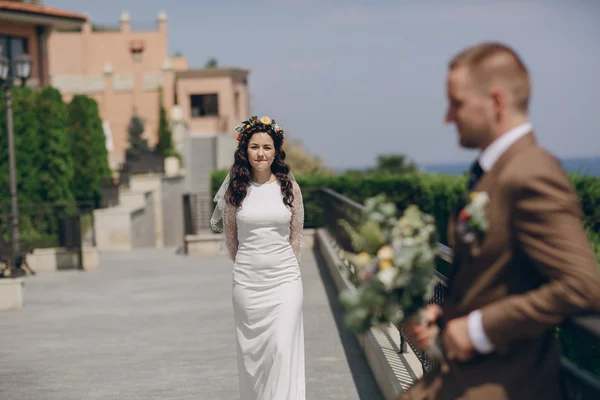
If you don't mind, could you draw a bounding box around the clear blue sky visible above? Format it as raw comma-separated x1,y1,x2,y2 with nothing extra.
49,0,599,169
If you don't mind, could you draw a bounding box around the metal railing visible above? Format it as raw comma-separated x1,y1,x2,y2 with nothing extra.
182,191,213,226
319,187,600,399
0,201,95,272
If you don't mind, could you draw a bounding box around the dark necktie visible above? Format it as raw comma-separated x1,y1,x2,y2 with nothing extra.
467,160,484,191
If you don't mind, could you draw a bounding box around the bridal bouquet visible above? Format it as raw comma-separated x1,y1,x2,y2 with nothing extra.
337,194,442,356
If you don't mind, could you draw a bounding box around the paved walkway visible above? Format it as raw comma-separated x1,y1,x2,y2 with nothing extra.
0,248,383,400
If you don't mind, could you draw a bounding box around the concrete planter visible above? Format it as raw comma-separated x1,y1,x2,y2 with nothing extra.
0,278,24,311
82,247,100,270
26,247,100,272
185,232,222,256
164,156,180,176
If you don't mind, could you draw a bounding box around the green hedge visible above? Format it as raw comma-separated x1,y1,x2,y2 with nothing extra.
212,170,599,244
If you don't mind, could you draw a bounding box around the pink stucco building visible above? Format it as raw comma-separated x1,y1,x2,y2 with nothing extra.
47,10,250,169
0,0,87,87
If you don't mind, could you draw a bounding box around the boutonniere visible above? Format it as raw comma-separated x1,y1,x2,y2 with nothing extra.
456,191,489,256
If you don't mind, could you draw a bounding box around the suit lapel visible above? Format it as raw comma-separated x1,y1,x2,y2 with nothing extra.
445,132,536,290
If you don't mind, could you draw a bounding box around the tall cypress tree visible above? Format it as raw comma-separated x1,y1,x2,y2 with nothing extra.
11,87,41,205
85,97,111,182
126,111,149,158
154,100,175,157
67,95,110,205
0,90,9,208
37,86,75,205
0,88,41,246
154,88,176,158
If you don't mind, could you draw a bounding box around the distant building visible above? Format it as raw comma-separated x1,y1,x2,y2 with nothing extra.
47,10,250,169
0,0,87,86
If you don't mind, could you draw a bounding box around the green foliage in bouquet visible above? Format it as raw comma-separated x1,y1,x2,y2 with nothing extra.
337,194,397,255
338,195,439,334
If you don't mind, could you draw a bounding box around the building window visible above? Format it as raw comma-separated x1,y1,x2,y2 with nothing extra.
190,93,219,117
0,35,28,75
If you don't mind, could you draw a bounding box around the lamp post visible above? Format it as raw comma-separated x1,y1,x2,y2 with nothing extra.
0,52,33,267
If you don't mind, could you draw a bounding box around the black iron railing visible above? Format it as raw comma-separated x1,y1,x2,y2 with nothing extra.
0,201,95,272
182,192,213,237
319,187,600,399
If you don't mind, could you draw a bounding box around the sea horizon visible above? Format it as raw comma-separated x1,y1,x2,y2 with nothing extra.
334,156,600,177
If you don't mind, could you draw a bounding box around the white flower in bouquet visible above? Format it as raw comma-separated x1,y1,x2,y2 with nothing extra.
377,266,397,291
338,197,440,334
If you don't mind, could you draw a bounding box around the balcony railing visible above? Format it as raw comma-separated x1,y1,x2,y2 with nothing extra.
319,187,600,399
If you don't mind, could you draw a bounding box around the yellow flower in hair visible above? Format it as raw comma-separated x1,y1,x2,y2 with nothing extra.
259,116,272,125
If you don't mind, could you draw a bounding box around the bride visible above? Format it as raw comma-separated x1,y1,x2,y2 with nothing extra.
211,116,306,400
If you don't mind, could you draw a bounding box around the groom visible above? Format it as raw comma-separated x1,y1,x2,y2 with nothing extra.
400,42,600,399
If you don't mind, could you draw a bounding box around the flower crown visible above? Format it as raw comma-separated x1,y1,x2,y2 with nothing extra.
234,115,286,142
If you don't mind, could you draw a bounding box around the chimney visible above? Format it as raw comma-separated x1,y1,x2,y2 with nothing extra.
157,11,168,33
120,11,131,33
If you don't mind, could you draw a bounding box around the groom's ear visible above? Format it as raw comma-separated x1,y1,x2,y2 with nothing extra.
490,88,508,119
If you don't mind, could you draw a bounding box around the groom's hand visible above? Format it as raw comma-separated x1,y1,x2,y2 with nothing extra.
402,305,442,350
443,316,475,362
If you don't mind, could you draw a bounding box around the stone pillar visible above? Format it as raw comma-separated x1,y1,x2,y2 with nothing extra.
162,58,174,113
103,63,116,167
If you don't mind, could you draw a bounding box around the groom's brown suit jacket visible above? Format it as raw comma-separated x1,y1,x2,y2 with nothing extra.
403,132,600,400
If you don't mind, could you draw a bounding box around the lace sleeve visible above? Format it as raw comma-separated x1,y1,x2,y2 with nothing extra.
223,202,239,260
289,181,304,263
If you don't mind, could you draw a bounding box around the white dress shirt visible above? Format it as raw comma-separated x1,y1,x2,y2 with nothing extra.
467,121,533,354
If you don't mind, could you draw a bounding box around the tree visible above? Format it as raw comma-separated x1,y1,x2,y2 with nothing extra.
36,86,75,205
85,97,111,181
370,154,418,175
67,95,111,205
205,58,218,68
154,89,176,158
126,111,149,158
284,139,332,175
0,87,42,206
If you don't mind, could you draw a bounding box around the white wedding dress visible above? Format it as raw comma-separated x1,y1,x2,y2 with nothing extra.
223,179,306,400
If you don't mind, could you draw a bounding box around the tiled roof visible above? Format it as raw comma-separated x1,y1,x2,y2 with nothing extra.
0,1,87,21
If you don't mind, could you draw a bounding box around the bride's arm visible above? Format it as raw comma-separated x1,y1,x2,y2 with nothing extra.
223,202,239,260
289,181,305,263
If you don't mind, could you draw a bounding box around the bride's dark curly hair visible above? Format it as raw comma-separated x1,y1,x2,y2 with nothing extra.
226,124,294,208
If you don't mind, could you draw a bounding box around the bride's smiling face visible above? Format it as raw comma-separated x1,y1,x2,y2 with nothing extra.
247,132,275,172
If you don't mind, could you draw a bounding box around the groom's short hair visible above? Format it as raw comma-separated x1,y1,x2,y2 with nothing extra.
449,42,530,113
